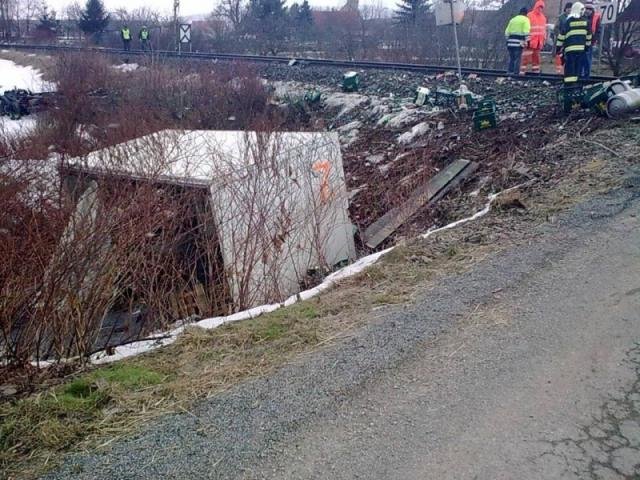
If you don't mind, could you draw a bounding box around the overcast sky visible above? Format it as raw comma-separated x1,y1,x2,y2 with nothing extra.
47,0,372,18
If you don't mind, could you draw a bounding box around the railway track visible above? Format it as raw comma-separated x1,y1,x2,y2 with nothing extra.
0,42,629,84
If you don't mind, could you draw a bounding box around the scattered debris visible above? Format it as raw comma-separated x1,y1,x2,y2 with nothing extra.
398,121,430,145
0,89,57,119
414,86,431,106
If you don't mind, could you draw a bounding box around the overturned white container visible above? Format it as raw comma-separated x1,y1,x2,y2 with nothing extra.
64,130,356,310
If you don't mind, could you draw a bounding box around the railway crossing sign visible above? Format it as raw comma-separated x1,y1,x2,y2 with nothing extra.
598,0,619,24
179,23,191,43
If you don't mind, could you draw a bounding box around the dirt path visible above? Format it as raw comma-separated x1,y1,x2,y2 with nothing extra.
46,181,640,479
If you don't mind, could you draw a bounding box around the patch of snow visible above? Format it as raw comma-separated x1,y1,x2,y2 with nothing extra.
365,153,385,165
377,108,423,129
269,80,314,100
398,122,430,145
324,92,368,118
87,182,534,366
0,58,55,93
391,151,413,164
337,120,362,147
0,116,37,138
113,63,140,72
362,99,392,123
337,120,362,133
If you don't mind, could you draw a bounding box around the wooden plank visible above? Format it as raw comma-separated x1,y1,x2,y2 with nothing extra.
363,159,476,249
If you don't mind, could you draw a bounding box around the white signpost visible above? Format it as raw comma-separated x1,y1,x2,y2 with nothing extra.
178,23,191,53
435,0,465,79
596,0,620,66
179,24,191,43
599,0,619,24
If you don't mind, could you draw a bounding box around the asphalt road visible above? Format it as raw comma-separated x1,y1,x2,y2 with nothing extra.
48,184,640,480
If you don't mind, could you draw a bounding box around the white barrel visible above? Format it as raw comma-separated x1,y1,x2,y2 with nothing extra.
606,89,640,119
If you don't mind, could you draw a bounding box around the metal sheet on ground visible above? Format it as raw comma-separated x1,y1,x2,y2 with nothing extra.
363,159,475,249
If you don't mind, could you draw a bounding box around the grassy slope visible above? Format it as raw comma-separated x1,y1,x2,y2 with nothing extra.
1,123,638,480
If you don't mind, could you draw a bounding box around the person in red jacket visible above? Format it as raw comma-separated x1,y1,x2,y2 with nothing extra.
520,0,547,74
581,0,601,77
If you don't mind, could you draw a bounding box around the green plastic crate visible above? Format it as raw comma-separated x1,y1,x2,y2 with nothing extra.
473,111,497,131
342,71,360,92
472,99,497,131
557,86,584,114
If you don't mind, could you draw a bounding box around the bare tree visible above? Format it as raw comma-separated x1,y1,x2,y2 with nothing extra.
605,20,640,76
214,0,246,30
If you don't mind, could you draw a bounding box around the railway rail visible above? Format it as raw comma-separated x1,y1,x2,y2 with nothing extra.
1,42,630,84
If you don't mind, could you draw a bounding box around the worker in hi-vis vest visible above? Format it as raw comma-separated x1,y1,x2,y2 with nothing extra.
505,8,531,75
520,0,547,74
121,25,132,52
139,26,151,51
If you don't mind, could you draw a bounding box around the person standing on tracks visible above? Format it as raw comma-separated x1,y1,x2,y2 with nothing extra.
139,26,151,51
121,25,132,52
505,8,531,76
581,0,601,78
556,1,592,108
520,0,547,75
554,2,572,74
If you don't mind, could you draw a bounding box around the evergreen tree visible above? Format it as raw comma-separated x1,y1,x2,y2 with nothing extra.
244,0,288,54
297,0,313,29
289,2,300,20
289,0,313,39
36,6,57,33
34,5,58,41
78,0,109,37
394,0,428,27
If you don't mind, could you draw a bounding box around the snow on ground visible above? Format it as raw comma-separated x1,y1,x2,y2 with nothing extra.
324,92,369,119
113,63,140,72
0,58,54,93
0,116,37,138
1,59,55,138
377,107,424,129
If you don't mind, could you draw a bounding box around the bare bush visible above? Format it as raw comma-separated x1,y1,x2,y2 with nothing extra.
1,56,351,371
0,54,298,369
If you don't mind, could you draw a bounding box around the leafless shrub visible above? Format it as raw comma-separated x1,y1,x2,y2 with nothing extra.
1,53,324,370
1,83,350,370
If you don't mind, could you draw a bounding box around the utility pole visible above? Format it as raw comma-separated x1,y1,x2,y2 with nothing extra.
173,0,179,51
448,0,462,79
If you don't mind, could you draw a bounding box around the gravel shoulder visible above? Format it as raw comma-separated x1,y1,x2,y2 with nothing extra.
43,160,640,479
